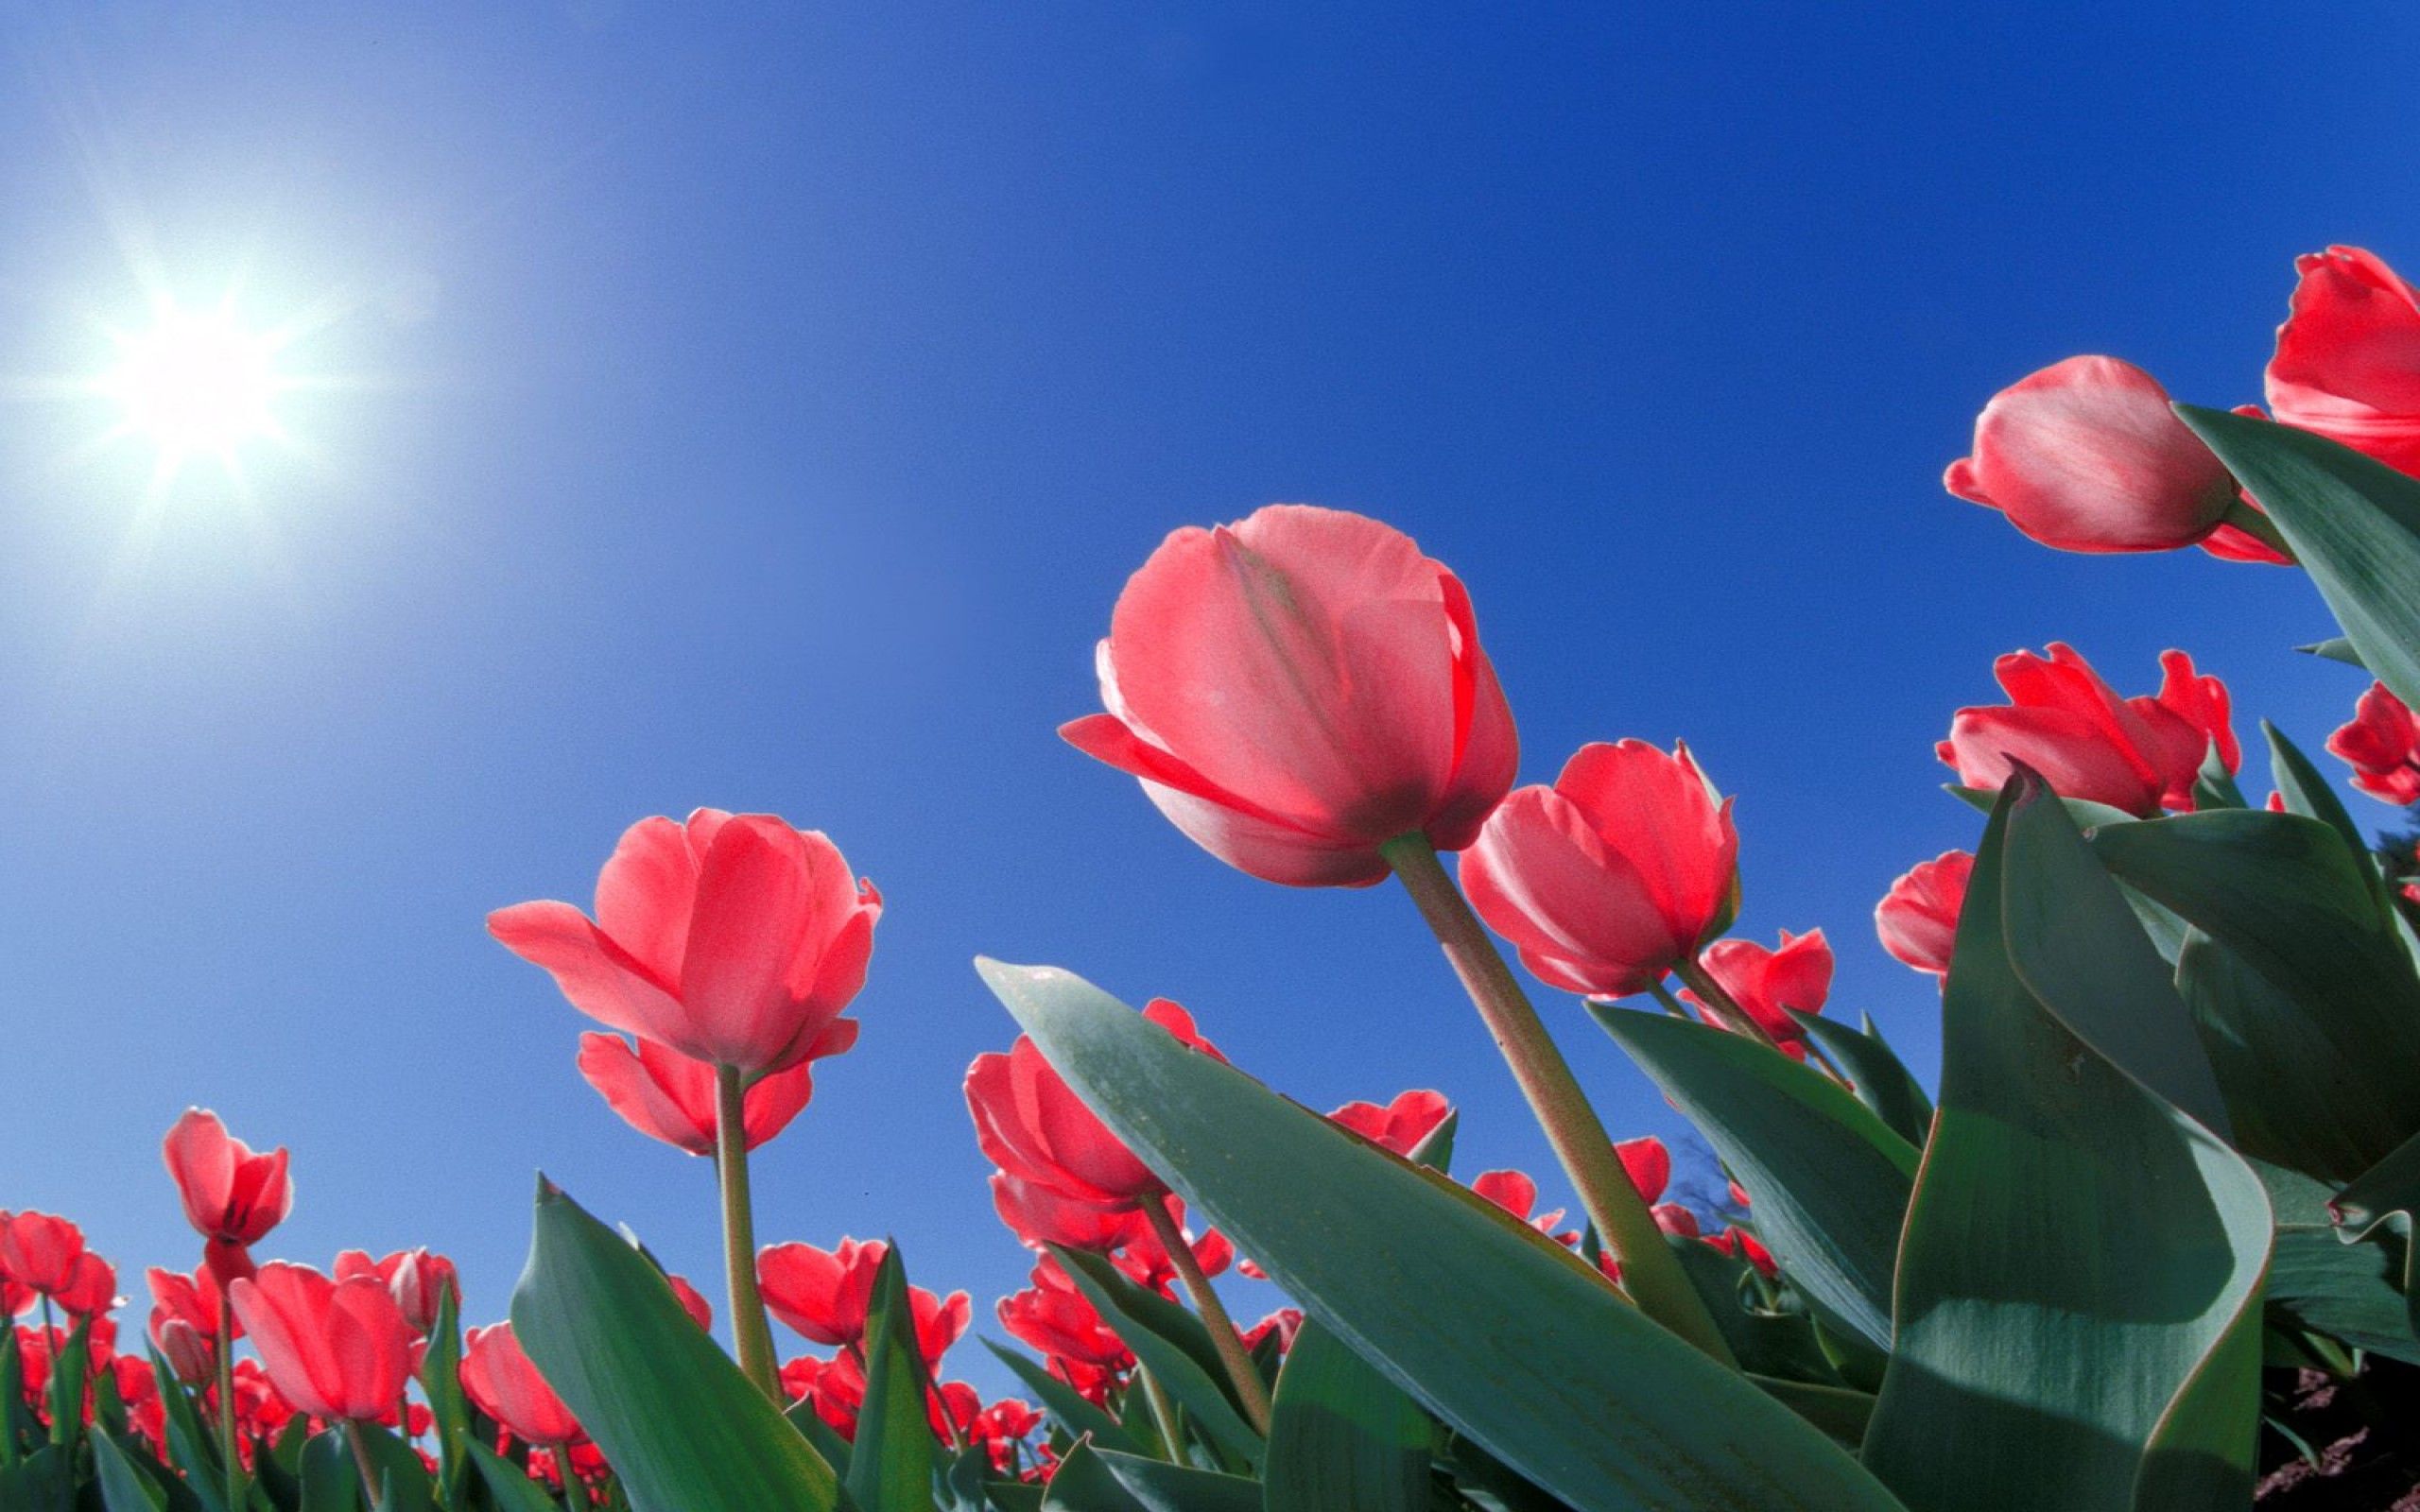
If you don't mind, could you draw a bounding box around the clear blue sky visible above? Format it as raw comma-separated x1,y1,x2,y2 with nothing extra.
0,2,2412,1398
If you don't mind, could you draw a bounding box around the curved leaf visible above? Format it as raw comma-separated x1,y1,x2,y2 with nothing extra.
1050,1248,1262,1469
1860,777,2273,1512
976,958,1907,1512
983,1342,1142,1458
510,1178,842,1512
1794,1013,1933,1148
1094,1450,1261,1512
1263,1316,1429,1512
851,1246,942,1512
1591,1007,1916,1353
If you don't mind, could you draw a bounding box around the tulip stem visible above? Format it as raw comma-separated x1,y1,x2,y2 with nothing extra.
1139,1198,1273,1433
2221,496,2295,561
1135,1365,1184,1459
1645,981,1693,1020
345,1419,383,1503
215,1290,243,1512
714,1066,782,1400
1379,833,1737,1367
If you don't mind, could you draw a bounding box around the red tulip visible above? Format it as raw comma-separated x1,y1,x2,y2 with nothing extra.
461,1323,582,1447
1461,741,1740,998
1692,929,1832,1042
2328,682,2420,805
1325,1090,1452,1156
489,809,881,1076
969,1398,1043,1471
333,1249,458,1337
1615,1136,1671,1205
53,1253,117,1319
997,1258,1132,1371
1937,644,2236,816
989,1175,1148,1253
967,1000,1222,1210
1242,1308,1304,1353
147,1267,225,1384
1,1279,29,1320
1112,1199,1233,1297
1945,355,2238,553
1471,1170,1572,1242
1708,1227,1778,1278
1062,505,1519,887
575,1032,822,1156
2267,246,2420,477
756,1238,967,1364
229,1263,414,1422
162,1110,292,1284
666,1273,714,1331
0,1212,87,1297
1876,850,1974,979
791,1349,866,1439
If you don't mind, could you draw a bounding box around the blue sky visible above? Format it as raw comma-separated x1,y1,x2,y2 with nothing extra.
1,2,2414,1398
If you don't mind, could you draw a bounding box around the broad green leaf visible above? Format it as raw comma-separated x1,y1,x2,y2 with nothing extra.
417,1278,473,1507
350,1422,438,1512
2179,405,2420,712
1947,785,2136,828
1591,1006,1916,1353
1668,1236,1853,1390
91,1432,169,1512
2256,1160,2420,1365
45,1318,88,1452
977,958,1908,1512
2264,721,2377,883
510,1178,842,1512
0,1327,24,1466
297,1431,360,1512
0,1444,75,1512
1793,1013,1933,1149
787,1393,859,1480
1263,1317,1429,1512
148,1351,228,1512
2091,809,2420,1177
850,1246,942,1512
1039,1442,1147,1512
1752,1378,1876,1450
1997,788,2231,1136
1860,778,2273,1512
982,1343,1142,1458
467,1442,563,1512
2330,1123,2420,1341
1093,1450,1260,1512
1050,1249,1262,1470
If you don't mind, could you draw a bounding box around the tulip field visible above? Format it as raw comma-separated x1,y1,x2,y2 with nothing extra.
23,242,2420,1511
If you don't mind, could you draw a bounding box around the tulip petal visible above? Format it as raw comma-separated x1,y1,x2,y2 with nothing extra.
595,816,700,987
489,901,688,1046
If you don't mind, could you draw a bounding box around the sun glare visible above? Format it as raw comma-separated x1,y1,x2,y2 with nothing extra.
97,301,286,463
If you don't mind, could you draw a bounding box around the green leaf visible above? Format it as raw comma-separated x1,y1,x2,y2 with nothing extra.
1038,1442,1147,1512
148,1352,228,1512
786,1393,858,1481
44,1317,88,1452
1667,1237,1855,1390
2090,809,2420,1178
349,1423,438,1512
2328,1123,2420,1343
416,1275,473,1507
468,1440,573,1512
297,1431,360,1512
1792,1013,1933,1149
1048,1248,1263,1470
510,1178,843,1512
2264,721,2377,883
977,958,1907,1512
91,1432,170,1512
1263,1316,1429,1512
2256,1159,2420,1365
981,1343,1142,1459
1590,1007,1916,1354
2300,636,2367,669
849,1246,942,1512
0,1444,76,1512
1859,777,2273,1512
1092,1450,1261,1512
2178,405,2420,712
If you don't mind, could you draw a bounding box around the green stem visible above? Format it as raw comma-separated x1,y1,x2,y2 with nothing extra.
1380,833,1737,1366
1135,1366,1184,1460
1140,1197,1273,1433
715,1066,782,1399
344,1419,382,1506
2220,494,2295,561
1645,980,1694,1020
216,1289,243,1512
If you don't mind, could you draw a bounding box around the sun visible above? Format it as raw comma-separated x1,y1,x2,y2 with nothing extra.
95,299,290,469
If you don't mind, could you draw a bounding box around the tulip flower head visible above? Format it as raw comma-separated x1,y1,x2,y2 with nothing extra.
489,809,880,1078
756,1237,968,1365
989,1174,1149,1253
1325,1090,1452,1156
462,1323,583,1448
2267,246,2420,478
1876,850,1974,979
1946,355,2240,554
997,1256,1132,1372
1937,644,2236,817
333,1248,458,1337
1690,930,1832,1043
967,999,1221,1210
162,1110,292,1285
1063,505,1519,887
2328,682,2420,805
229,1263,415,1422
0,1211,89,1298
1461,740,1740,999
575,1032,821,1156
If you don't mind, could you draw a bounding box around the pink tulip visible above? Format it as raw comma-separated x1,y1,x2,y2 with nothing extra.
333,1249,458,1337
989,1175,1148,1253
1461,740,1740,998
1876,850,1974,979
2267,246,2420,477
575,1032,822,1156
1063,505,1518,887
0,1212,88,1297
1325,1090,1452,1157
1945,355,2238,553
461,1323,583,1447
967,1000,1222,1210
229,1263,414,1422
489,809,880,1076
162,1110,292,1284
1937,644,2236,816
2328,682,2420,805
1693,929,1832,1042
666,1272,714,1330
757,1238,969,1365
